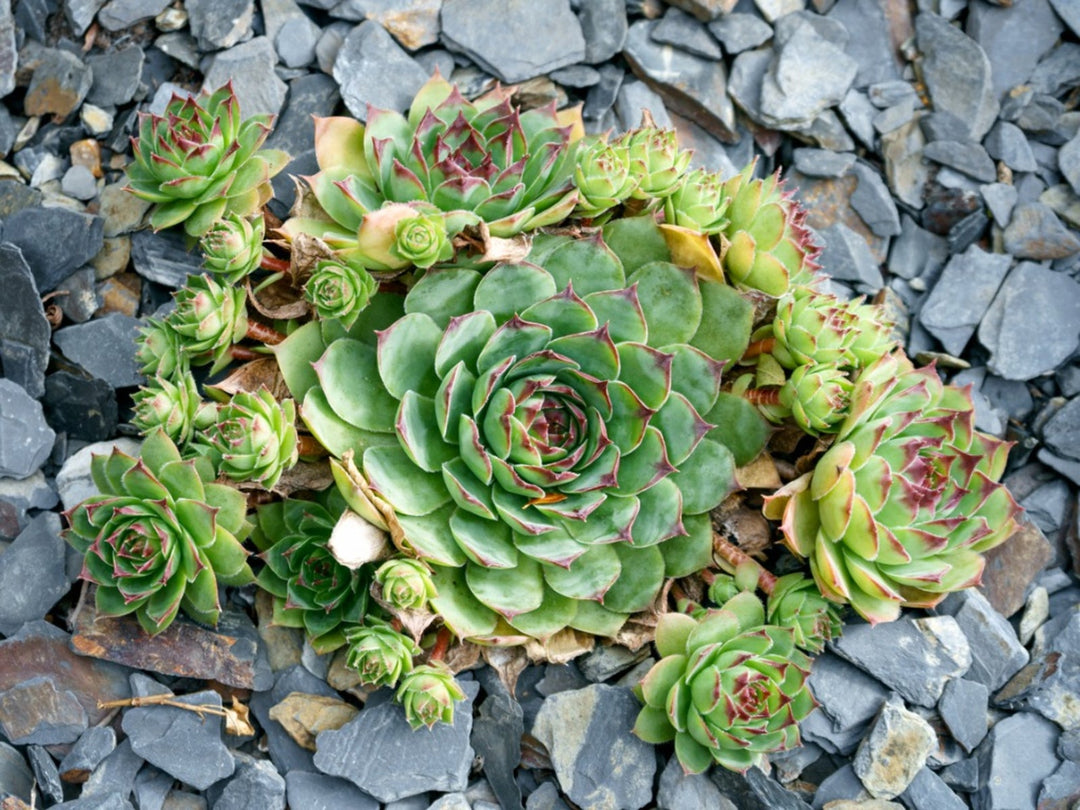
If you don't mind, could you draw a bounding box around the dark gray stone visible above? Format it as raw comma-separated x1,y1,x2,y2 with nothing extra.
578,645,650,682
203,38,287,119
918,244,1011,357
920,110,972,144
24,47,92,118
129,228,201,288
549,65,601,88
1044,396,1080,462
86,47,144,107
525,781,570,810
974,712,1060,810
901,767,967,810
817,222,884,292
937,590,1029,692
59,795,136,809
14,0,50,44
940,756,979,792
978,261,1080,380
0,1,14,98
0,379,55,479
98,0,171,28
332,21,427,121
810,764,867,809
851,161,901,236
966,0,1062,102
0,676,87,745
1031,43,1080,96
938,678,989,753
532,685,655,810
265,73,340,156
210,751,284,810
887,214,949,281
711,766,813,810
916,12,999,141
799,705,867,756
80,738,142,801
0,107,15,158
1059,134,1080,198
0,512,67,637
614,79,672,130
536,663,589,697
276,15,321,68
792,148,855,178
442,0,585,83
122,691,235,790
53,314,144,389
622,20,736,140
980,182,1018,228
1059,727,1080,762
44,371,118,443
60,726,117,783
187,0,253,49
830,617,971,707
728,46,771,124
314,681,477,803
132,766,173,810
984,121,1037,173
923,141,997,183
578,0,627,64
2,207,103,294
825,0,901,87
285,771,379,810
63,0,106,34
657,756,732,810
27,745,63,805
707,13,771,54
1014,609,1080,730
472,694,523,810
652,7,722,60
0,741,32,803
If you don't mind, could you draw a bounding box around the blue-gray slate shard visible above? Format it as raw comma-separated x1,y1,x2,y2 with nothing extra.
79,737,143,801
711,764,813,810
0,741,34,804
208,751,286,810
313,680,479,803
27,745,63,805
531,684,656,810
60,726,117,783
121,691,236,790
285,770,380,810
973,712,1061,810
0,512,69,637
0,379,55,480
250,664,338,775
0,676,88,745
936,589,1029,692
1,207,103,294
0,243,51,398
332,21,428,121
53,314,145,390
919,244,1011,357
937,678,989,753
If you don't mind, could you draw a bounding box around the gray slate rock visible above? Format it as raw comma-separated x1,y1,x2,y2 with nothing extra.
549,65,602,88
249,665,334,774
710,766,813,810
53,314,144,389
974,712,1060,810
888,215,949,281
966,0,1062,102
275,15,321,69
851,161,902,236
203,38,287,119
55,438,141,511
1059,133,1080,197
652,7,722,60
314,681,478,803
62,166,99,201
808,764,867,808
916,12,999,141
86,47,144,107
577,0,628,64
1014,609,1080,730
622,20,736,139
187,0,253,50
60,727,117,783
868,80,918,109
1050,0,1080,35
0,741,32,803
805,652,891,744
80,738,142,801
0,379,55,480
0,512,68,636
442,0,585,83
1043,396,1080,463
44,371,118,443
122,691,235,790
532,684,656,810
265,73,341,156
97,0,171,29
0,677,87,744
980,183,1018,227
938,678,988,753
210,752,285,810
918,244,1010,356
525,781,570,810
285,771,379,810
937,589,1028,692
64,0,106,34
0,1,14,98
825,0,901,87
24,47,93,117
1039,760,1080,809
27,745,63,806
830,617,971,707
614,80,672,130
978,260,1080,380
984,121,1037,172
1003,202,1080,260
923,140,997,183
708,13,772,54
332,21,428,121
57,795,135,809
2,207,103,294
132,766,173,810
817,221,884,291
657,756,733,810
130,229,201,288
793,148,855,178
472,693,523,810
853,698,937,799
901,767,967,810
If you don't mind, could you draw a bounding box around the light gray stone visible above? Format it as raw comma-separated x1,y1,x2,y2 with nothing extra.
973,712,1060,810
966,0,1063,102
918,244,1011,356
708,13,772,54
0,513,67,637
187,0,254,50
853,698,937,800
818,221,884,291
53,314,144,389
0,379,54,480
203,38,287,118
332,21,428,121
850,161,901,236
936,589,1029,692
916,12,999,141
938,678,988,753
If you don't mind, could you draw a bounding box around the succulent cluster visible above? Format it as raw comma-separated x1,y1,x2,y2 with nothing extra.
62,79,1022,753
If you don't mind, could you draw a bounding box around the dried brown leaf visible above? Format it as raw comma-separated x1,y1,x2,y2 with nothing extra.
481,645,531,696
369,581,437,643
442,639,483,675
523,627,594,665
736,452,783,490
208,358,289,400
223,697,255,737
247,274,310,321
234,460,335,497
453,221,532,265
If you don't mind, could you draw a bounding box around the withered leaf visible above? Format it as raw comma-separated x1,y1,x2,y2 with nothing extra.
481,645,530,696
247,274,310,321
208,358,289,400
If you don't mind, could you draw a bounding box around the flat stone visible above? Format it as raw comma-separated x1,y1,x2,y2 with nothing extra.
44,371,118,443
868,81,918,109
442,0,584,83
532,685,655,810
980,518,1055,618
98,0,171,28
63,0,106,33
80,738,142,801
285,771,379,810
710,765,813,810
0,2,14,98
808,764,870,807
24,48,92,118
86,47,143,107
708,13,772,54
840,87,878,149
132,766,173,810
1003,202,1080,260
55,438,142,511
265,73,340,156
984,121,1037,172
0,379,54,480
938,678,988,753
916,12,999,141
53,314,144,389
275,15,321,68
850,161,902,237
1013,609,1080,730
71,600,272,691
61,165,98,201
332,21,428,121
825,0,902,87
817,221,884,292
830,616,971,707
210,752,284,810
313,681,478,803
793,148,855,178
577,0,628,64
1050,0,1080,35
615,79,672,130
623,20,736,141
651,7,722,60
0,513,68,637
203,38,287,119
936,589,1029,692
978,261,1080,380
0,472,57,538
28,745,63,805
269,693,358,751
966,0,1062,102
918,244,1010,356
549,65,602,88
0,677,87,745
2,207,103,293
60,727,117,784
1043,396,1080,463
853,698,937,800
332,0,441,50
471,692,523,810
888,214,948,281
980,182,1018,227
1039,760,1080,809
525,780,571,810
974,712,1060,810
0,741,32,804
806,652,890,743
899,767,967,810
922,140,997,183
187,0,253,49
1060,134,1080,198
122,691,235,791
657,756,733,810
129,229,200,288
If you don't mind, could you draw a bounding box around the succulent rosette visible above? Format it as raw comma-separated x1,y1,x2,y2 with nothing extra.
276,230,762,643
663,169,730,235
768,287,860,370
201,213,265,284
64,430,254,634
198,389,299,490
136,317,189,381
375,558,436,610
279,72,582,268
616,122,692,200
304,258,378,329
633,592,815,774
572,136,637,220
779,363,853,436
396,662,466,729
764,353,1022,624
251,490,374,651
124,83,288,237
131,372,216,446
765,572,843,653
344,619,421,687
167,273,248,374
